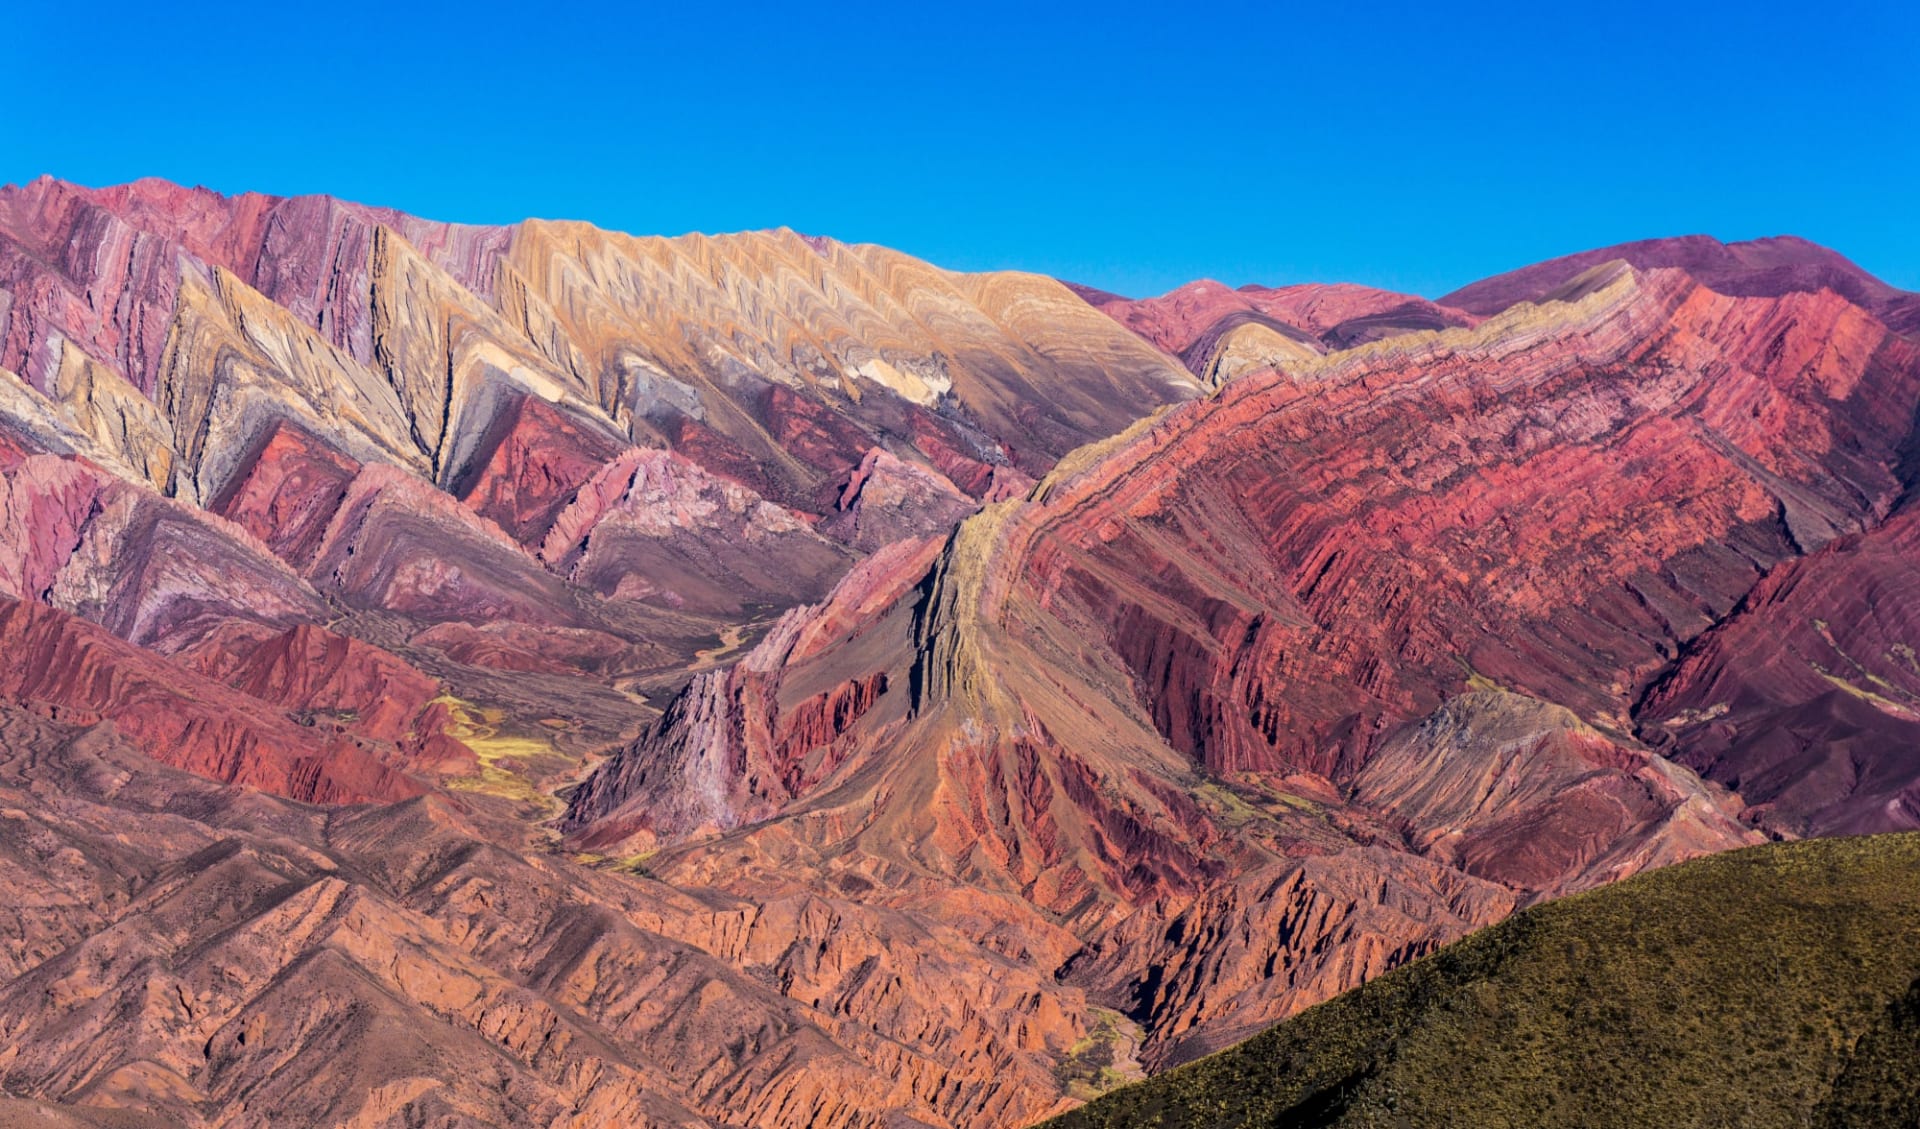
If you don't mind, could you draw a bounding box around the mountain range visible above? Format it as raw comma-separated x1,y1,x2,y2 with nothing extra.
0,175,1916,1127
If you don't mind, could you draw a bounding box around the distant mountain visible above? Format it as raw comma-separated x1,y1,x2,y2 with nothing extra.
1045,832,1920,1129
1439,233,1920,335
3,178,1920,1128
565,247,1920,1074
0,175,1197,804
1070,278,1474,386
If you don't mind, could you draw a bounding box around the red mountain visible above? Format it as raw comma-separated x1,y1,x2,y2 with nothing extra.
567,252,1920,1071
1,178,1917,1127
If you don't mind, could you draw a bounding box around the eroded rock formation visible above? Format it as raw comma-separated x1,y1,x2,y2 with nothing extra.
3,176,1919,1129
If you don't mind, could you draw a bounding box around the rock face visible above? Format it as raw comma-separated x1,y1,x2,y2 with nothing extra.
0,175,1205,1129
819,448,985,552
1639,506,1920,836
0,173,1185,799
494,222,1200,507
535,447,857,615
569,251,1920,1074
4,176,1920,1129
0,600,424,803
0,175,1196,513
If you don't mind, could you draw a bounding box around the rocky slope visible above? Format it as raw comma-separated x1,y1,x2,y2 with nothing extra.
1045,832,1920,1129
0,176,1195,513
0,175,1203,1129
567,250,1920,1073
1640,505,1920,836
0,174,1197,802
0,704,1105,1129
4,179,1920,1129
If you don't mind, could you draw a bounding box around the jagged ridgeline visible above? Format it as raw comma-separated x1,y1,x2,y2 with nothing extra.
1045,832,1920,1129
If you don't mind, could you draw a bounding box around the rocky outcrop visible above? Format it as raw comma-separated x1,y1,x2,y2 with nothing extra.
819,447,982,552
450,391,629,544
1639,505,1920,835
1353,690,1752,893
0,600,422,803
0,452,329,653
537,448,856,615
562,538,946,850
207,419,363,566
174,621,457,753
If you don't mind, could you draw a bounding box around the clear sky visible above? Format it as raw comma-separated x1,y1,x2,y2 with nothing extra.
8,0,1917,298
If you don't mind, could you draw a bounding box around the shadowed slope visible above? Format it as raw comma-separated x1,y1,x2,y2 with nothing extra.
1640,504,1920,836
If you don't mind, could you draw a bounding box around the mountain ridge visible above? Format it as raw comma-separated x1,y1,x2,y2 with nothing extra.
1,176,1918,1127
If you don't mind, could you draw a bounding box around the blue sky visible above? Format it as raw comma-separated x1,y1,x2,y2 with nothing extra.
8,0,1917,297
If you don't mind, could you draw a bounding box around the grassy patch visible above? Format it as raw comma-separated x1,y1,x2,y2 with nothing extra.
433,694,561,815
1055,1007,1144,1102
1045,833,1920,1129
445,766,554,812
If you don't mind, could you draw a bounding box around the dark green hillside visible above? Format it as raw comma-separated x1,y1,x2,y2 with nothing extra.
1818,972,1920,1128
1045,834,1920,1129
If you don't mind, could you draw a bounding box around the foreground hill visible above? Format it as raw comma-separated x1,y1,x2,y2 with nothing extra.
1046,832,1920,1129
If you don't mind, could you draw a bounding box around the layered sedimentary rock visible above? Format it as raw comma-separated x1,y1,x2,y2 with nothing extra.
0,172,1194,796
570,254,1920,1077
1075,278,1475,384
494,222,1199,508
0,176,1211,1128
1352,690,1751,893
0,601,423,803
818,448,984,552
1441,232,1920,334
1640,506,1920,836
0,176,1195,518
536,447,857,615
7,173,1920,1129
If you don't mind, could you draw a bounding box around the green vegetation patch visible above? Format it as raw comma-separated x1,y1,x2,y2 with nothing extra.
1056,1007,1147,1102
1045,833,1920,1129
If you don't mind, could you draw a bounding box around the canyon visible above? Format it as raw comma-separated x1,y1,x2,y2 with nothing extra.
0,176,1917,1127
